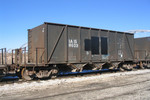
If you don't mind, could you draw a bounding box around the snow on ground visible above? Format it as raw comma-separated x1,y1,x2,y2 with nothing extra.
0,69,150,96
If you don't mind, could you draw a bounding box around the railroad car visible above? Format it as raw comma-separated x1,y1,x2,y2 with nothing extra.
0,22,149,80
134,37,150,67
23,22,134,80
0,48,7,78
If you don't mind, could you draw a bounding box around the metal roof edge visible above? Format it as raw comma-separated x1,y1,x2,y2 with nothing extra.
43,22,134,35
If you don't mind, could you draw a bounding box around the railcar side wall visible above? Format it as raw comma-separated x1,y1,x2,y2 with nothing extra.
28,22,134,65
28,24,45,64
134,37,150,61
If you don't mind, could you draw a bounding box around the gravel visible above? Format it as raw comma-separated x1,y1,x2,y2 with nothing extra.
1,69,150,100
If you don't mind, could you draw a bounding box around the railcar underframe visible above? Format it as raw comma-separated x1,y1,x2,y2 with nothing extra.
0,47,150,81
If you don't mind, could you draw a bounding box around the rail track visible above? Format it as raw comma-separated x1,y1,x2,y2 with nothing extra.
0,68,142,86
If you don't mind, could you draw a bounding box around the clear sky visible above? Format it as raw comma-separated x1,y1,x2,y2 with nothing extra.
0,0,150,49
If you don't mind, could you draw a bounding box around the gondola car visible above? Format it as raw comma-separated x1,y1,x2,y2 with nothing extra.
23,22,134,80
0,22,150,80
134,37,150,68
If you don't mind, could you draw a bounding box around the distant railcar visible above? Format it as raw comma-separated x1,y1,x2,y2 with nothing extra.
0,48,7,78
134,37,150,67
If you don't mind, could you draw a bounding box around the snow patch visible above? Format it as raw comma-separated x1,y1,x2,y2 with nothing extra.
0,69,150,95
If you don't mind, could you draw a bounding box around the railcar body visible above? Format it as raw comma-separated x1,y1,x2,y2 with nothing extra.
0,48,7,78
134,37,150,67
28,22,134,66
134,37,150,61
11,22,134,80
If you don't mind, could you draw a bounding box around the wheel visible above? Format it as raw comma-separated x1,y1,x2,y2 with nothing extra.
147,63,150,69
50,67,59,79
21,68,34,81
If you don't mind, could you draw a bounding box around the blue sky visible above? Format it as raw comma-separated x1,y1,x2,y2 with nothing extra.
0,0,150,49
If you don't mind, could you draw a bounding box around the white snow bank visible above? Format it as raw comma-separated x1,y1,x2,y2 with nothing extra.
0,69,150,95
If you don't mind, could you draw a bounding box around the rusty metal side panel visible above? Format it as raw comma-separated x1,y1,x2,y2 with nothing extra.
124,33,134,61
100,30,108,61
67,26,80,63
28,24,45,64
47,24,66,63
134,37,150,60
116,33,124,61
108,31,117,61
90,29,100,61
80,28,91,62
